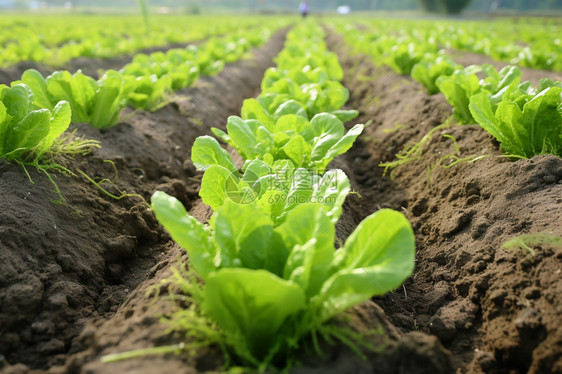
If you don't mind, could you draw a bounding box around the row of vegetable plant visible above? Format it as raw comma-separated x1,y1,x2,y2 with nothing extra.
118,20,417,372
0,15,268,68
344,18,562,72
0,24,281,171
16,25,276,129
337,23,562,159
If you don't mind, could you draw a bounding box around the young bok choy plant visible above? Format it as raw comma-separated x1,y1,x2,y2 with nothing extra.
18,68,135,129
197,155,351,223
469,80,562,157
150,191,415,370
194,113,363,172
436,64,522,124
411,54,460,95
0,83,71,161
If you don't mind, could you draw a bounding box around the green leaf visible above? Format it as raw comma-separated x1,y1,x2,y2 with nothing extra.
273,100,308,119
496,65,521,91
279,135,310,167
242,159,271,196
275,114,313,142
331,109,359,123
225,116,260,160
46,71,89,123
257,189,287,227
37,100,71,154
315,209,415,323
277,204,335,298
312,169,351,223
199,165,241,211
520,87,562,156
70,71,97,116
213,201,272,268
309,114,348,164
0,101,8,155
3,84,33,123
6,109,51,154
204,268,306,362
279,168,314,216
191,135,238,173
310,113,344,139
311,81,349,114
211,127,230,144
151,191,217,279
90,71,124,128
436,70,481,124
20,69,53,110
318,124,364,169
495,100,526,154
241,98,274,131
470,92,509,142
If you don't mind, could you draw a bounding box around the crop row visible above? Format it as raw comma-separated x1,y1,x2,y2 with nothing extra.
125,20,417,372
337,23,562,159
0,15,267,68
351,18,562,71
0,24,285,164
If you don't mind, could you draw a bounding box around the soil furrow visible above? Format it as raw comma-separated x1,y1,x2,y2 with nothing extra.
0,28,287,372
327,30,562,373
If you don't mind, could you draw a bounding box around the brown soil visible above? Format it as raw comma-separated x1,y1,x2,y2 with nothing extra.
327,32,562,374
0,29,287,373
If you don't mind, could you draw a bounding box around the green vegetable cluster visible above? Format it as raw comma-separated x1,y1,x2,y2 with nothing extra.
340,22,562,158
0,15,269,68
18,69,134,129
13,26,276,130
150,21,415,371
0,83,71,161
0,22,284,169
122,29,272,110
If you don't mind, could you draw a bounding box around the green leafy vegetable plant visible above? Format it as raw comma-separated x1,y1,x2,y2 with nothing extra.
436,64,522,124
0,83,71,161
411,55,460,94
251,24,357,122
151,192,415,370
126,74,174,110
199,113,363,172
118,28,272,110
197,157,351,224
469,84,562,157
18,68,135,129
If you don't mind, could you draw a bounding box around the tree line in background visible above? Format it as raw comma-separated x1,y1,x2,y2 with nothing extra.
418,0,471,14
419,0,562,13
12,0,562,13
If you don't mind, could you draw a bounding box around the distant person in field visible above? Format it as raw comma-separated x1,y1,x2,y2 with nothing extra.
300,1,308,18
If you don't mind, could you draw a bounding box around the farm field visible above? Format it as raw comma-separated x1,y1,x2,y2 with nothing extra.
0,10,561,374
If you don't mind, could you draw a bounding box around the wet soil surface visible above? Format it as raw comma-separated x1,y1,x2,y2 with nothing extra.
327,32,562,374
